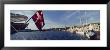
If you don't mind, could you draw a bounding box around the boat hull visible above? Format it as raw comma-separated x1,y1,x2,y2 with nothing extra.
11,22,28,34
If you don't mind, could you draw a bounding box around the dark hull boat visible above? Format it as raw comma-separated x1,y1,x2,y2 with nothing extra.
11,22,29,34
11,13,28,34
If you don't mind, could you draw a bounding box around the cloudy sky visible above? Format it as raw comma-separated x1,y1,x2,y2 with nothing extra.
10,10,100,30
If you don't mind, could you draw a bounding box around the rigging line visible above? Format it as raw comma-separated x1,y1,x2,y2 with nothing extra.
11,24,18,32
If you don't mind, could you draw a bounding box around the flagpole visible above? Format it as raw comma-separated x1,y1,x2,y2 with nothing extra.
25,10,36,24
25,17,32,24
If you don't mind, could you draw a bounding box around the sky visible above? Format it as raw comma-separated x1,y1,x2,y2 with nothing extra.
10,10,100,30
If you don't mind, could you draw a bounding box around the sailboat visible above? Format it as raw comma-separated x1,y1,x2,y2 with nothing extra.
76,11,97,39
76,11,87,36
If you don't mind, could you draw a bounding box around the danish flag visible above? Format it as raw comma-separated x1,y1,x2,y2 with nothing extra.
32,10,45,31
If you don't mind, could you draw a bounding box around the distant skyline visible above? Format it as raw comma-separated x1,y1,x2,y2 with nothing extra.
10,10,100,30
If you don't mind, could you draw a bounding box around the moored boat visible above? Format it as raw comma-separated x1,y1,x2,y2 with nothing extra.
11,13,29,34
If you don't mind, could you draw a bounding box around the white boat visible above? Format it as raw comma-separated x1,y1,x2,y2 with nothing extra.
76,31,85,36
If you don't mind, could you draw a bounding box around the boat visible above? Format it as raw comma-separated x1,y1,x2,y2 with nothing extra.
11,13,29,34
76,31,85,35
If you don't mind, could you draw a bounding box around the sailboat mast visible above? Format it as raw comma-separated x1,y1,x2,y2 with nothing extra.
80,16,82,26
85,11,87,25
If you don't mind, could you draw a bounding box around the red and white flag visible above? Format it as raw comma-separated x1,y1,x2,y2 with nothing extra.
32,10,45,30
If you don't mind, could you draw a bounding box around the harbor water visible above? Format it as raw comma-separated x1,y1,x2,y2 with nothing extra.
11,31,87,40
